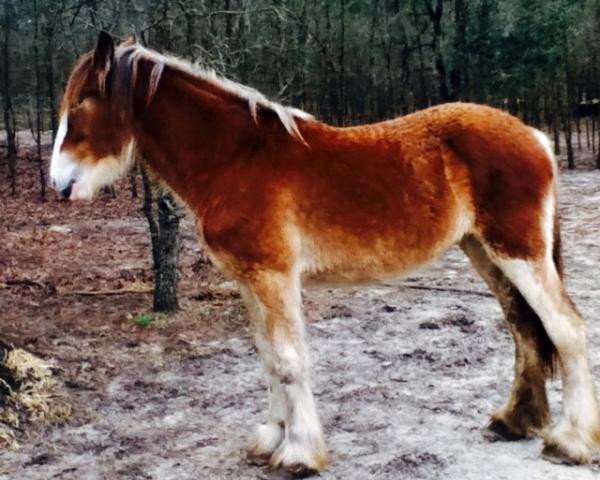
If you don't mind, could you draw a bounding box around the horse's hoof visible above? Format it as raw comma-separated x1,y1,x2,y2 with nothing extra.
269,438,329,477
246,450,272,466
542,443,580,465
484,418,526,442
283,463,319,478
542,418,595,465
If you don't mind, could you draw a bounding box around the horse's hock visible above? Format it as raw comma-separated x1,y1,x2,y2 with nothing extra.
0,341,71,449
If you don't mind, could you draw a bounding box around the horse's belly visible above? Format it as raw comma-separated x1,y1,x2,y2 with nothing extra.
303,254,432,285
301,209,471,285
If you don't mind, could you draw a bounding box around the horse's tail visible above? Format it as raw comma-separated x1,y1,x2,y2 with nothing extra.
537,187,562,376
530,202,561,377
552,195,564,280
528,128,560,376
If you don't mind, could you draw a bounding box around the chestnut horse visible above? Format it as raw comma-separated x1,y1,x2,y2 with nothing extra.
50,32,600,474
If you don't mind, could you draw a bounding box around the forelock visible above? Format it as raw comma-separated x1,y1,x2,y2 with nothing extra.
60,47,142,119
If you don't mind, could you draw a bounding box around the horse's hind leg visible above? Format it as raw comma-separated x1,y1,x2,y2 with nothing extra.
240,271,329,475
490,252,600,463
461,235,551,439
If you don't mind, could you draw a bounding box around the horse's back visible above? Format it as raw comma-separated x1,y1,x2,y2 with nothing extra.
292,103,554,281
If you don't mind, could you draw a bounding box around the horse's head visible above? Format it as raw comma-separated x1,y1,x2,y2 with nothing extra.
50,32,136,200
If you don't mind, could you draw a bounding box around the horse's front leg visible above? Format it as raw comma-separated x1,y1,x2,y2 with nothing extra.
241,285,287,465
241,272,329,475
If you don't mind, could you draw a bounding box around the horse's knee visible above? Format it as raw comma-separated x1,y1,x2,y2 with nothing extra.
272,340,309,382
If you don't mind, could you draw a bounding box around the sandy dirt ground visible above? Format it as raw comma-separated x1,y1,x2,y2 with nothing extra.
1,141,600,479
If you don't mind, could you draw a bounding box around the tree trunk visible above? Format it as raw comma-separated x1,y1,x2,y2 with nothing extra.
425,0,450,102
33,0,46,201
552,86,562,156
561,22,574,169
585,108,590,149
140,168,180,313
597,117,600,169
224,0,232,37
338,0,346,124
367,0,380,120
564,122,575,169
154,191,180,312
1,3,17,195
323,1,339,123
596,138,600,170
553,124,561,156
44,16,58,140
137,1,181,313
451,0,467,100
592,110,597,156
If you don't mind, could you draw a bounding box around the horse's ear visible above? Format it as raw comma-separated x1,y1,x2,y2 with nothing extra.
121,34,137,47
93,31,115,72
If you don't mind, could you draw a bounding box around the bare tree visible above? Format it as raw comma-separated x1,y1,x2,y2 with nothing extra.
1,1,17,194
424,0,450,102
138,0,182,313
140,168,181,313
32,0,46,201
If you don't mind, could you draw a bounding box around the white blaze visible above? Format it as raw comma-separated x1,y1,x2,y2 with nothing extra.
49,114,81,192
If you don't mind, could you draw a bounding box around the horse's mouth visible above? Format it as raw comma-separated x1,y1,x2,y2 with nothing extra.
68,181,93,201
58,179,89,201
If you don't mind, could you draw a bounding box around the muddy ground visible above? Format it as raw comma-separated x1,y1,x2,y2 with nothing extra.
1,140,600,479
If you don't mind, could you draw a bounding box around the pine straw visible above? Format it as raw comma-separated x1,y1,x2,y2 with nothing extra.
0,347,71,449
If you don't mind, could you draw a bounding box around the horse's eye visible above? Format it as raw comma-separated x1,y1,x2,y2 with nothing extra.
71,130,87,143
67,123,87,143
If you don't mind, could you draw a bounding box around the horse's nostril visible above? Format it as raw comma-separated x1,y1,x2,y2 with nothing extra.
60,180,75,199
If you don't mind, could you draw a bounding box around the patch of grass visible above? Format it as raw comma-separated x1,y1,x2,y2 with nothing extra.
134,312,155,327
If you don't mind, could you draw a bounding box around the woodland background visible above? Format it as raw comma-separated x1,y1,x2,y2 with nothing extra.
2,0,600,169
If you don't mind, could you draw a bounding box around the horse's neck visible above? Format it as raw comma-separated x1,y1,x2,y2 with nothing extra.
132,67,260,212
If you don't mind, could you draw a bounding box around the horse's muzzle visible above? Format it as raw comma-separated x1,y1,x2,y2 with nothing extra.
53,178,75,199
60,183,73,199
